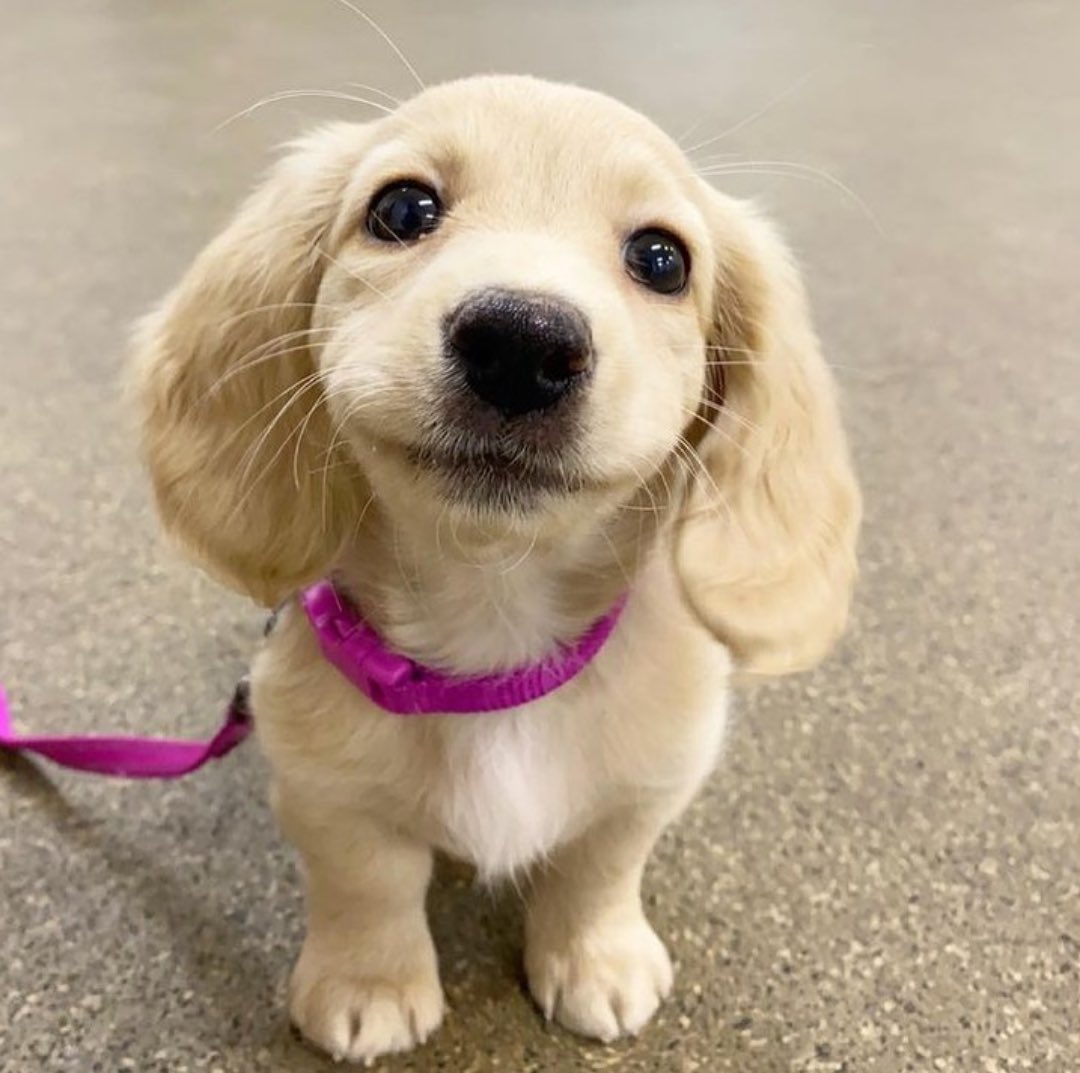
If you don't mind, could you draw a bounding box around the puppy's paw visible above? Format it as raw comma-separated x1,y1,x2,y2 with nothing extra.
525,911,673,1042
289,940,444,1064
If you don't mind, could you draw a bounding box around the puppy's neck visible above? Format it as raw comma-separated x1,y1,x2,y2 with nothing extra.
334,502,658,675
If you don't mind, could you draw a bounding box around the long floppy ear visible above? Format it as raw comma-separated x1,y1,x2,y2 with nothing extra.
676,191,861,676
133,123,371,606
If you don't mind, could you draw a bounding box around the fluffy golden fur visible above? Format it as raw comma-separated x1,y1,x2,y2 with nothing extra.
134,75,859,1062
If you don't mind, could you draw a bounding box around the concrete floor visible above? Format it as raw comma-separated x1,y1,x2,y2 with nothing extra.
1,2,1077,1070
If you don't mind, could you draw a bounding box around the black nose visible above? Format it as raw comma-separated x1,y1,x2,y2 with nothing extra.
445,289,593,417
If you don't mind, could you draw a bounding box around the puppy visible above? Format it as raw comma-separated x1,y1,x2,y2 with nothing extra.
134,75,860,1063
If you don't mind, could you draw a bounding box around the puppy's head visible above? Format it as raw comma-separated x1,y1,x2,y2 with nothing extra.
136,75,859,675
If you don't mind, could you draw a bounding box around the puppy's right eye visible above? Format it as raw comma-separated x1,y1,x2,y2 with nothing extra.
366,181,442,243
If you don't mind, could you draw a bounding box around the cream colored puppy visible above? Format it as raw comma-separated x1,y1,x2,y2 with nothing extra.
134,76,859,1063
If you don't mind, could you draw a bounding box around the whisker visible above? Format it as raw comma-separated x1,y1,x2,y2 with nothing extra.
316,246,393,298
432,500,450,563
390,518,424,601
683,69,818,156
232,371,399,512
173,371,320,531
219,301,334,328
235,375,393,535
709,398,762,437
318,406,353,533
675,439,737,526
674,116,706,148
598,527,634,591
697,160,883,234
328,0,425,91
616,449,678,523
343,81,404,106
210,367,327,456
689,150,750,168
685,45,876,159
231,378,327,511
215,89,396,132
664,342,759,356
681,403,751,456
702,357,868,376
674,437,715,497
166,365,321,526
199,330,337,404
498,529,539,576
291,389,329,491
648,449,679,512
346,490,378,546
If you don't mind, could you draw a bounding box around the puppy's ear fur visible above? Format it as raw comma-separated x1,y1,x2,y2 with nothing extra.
133,124,370,606
676,190,861,676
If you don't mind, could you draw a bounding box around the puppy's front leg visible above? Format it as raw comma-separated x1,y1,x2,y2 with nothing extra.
525,805,676,1042
275,790,444,1064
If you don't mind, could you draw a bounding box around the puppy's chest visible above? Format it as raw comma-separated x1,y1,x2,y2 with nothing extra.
422,711,587,880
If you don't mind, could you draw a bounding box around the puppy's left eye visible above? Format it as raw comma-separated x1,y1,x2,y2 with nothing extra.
367,181,442,243
623,229,690,295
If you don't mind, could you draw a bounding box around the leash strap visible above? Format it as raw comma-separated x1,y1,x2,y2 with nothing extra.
0,680,253,779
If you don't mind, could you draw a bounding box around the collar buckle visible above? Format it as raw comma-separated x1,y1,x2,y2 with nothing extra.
352,639,416,690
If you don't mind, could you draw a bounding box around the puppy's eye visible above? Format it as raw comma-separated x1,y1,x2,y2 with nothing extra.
366,181,442,243
623,229,690,295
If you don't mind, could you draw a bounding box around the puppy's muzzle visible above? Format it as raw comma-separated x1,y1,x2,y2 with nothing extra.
444,289,593,417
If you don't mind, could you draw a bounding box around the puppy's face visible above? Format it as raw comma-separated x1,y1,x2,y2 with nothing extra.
137,75,860,675
313,79,713,523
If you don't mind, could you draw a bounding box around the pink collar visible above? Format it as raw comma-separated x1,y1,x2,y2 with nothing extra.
300,580,626,716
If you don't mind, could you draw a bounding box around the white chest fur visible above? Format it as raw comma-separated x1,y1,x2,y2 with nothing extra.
432,707,583,880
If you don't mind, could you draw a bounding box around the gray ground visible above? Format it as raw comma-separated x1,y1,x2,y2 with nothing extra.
1,2,1077,1071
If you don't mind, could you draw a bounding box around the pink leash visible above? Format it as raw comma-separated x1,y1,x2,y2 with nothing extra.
0,680,253,779
1,602,277,778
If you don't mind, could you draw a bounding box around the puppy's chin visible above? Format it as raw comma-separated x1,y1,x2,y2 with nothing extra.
350,432,579,533
409,442,585,515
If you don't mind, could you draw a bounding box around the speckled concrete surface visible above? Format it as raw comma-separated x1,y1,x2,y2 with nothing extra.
2,2,1078,1071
